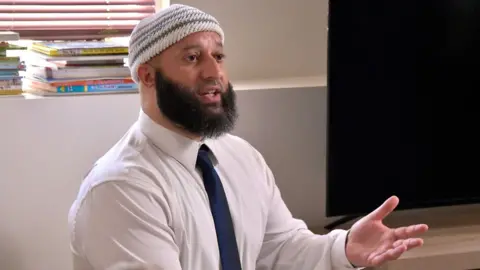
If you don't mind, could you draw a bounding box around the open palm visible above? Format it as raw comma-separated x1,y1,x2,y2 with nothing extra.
345,196,429,267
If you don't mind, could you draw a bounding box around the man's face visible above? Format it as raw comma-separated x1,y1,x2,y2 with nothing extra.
139,32,238,138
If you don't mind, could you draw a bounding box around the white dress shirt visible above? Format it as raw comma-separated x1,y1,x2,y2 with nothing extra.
68,110,357,270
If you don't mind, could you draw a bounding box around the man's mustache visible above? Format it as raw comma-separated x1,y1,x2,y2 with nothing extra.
196,80,225,92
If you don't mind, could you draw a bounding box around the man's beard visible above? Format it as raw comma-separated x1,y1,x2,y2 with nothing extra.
155,71,238,139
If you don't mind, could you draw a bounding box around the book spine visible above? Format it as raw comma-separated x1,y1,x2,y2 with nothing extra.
0,63,21,69
0,71,20,76
0,89,22,95
32,45,128,56
57,83,138,93
50,78,134,87
0,84,22,90
0,56,20,62
0,77,22,86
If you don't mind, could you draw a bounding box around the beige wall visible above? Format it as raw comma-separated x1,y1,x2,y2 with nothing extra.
171,0,328,81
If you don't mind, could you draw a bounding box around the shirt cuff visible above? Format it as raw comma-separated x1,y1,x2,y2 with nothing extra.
331,229,360,269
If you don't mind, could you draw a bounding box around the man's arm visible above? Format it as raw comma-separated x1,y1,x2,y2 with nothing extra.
253,150,357,270
73,180,182,270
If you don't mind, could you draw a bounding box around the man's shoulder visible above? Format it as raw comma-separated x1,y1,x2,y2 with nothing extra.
67,150,169,253
68,141,165,234
80,154,158,198
74,126,163,204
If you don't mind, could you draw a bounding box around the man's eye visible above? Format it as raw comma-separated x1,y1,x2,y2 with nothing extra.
186,55,198,62
215,54,226,61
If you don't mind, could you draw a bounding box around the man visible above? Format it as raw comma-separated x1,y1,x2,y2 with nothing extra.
68,4,428,270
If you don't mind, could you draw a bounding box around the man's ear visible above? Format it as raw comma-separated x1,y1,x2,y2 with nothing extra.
137,64,156,88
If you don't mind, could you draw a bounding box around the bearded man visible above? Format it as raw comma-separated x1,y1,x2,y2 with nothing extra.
68,4,428,270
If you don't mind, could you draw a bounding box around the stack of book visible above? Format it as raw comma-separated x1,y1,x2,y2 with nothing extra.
0,31,26,96
23,41,138,96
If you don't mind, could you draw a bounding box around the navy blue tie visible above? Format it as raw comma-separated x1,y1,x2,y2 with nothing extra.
196,145,242,270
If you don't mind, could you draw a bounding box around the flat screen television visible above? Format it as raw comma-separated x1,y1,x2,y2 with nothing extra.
326,1,480,218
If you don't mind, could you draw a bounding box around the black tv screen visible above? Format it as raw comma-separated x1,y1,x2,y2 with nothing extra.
326,1,480,217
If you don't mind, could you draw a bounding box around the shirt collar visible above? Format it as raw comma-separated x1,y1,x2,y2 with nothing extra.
137,109,219,171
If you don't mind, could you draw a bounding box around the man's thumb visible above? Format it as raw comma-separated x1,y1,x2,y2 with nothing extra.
366,196,399,221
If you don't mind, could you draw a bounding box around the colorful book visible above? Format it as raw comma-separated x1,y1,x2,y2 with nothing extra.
0,42,27,56
0,84,22,91
0,56,20,62
0,70,19,76
0,73,22,95
0,89,22,95
0,43,25,50
23,83,138,96
0,76,22,86
33,77,134,87
24,78,136,93
31,41,128,56
28,58,125,70
55,83,137,93
0,63,23,70
27,51,127,61
27,65,130,80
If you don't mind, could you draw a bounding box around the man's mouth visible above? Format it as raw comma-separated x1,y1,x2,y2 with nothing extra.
200,89,219,96
199,86,221,96
198,88,221,103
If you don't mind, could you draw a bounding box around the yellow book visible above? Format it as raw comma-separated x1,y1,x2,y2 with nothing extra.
0,56,20,62
0,89,22,95
31,41,128,56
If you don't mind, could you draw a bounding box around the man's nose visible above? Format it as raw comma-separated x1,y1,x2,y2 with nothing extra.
200,56,223,80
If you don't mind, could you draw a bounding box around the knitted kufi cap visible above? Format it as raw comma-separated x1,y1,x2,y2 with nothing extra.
128,4,225,83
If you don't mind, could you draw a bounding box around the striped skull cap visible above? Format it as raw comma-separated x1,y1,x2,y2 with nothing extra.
128,4,225,83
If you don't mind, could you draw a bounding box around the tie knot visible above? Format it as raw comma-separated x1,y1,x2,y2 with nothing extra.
196,144,213,168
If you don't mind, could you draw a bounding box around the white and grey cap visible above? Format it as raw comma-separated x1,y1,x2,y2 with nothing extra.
128,4,225,83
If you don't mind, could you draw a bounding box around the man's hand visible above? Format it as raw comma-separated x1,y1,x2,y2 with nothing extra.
345,196,429,267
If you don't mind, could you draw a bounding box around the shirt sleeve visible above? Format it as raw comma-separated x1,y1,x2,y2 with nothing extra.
253,151,359,270
73,180,182,270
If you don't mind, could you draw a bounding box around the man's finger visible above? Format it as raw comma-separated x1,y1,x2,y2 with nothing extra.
393,238,424,250
370,244,406,266
370,238,425,266
365,196,399,221
394,224,429,239
405,238,424,250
